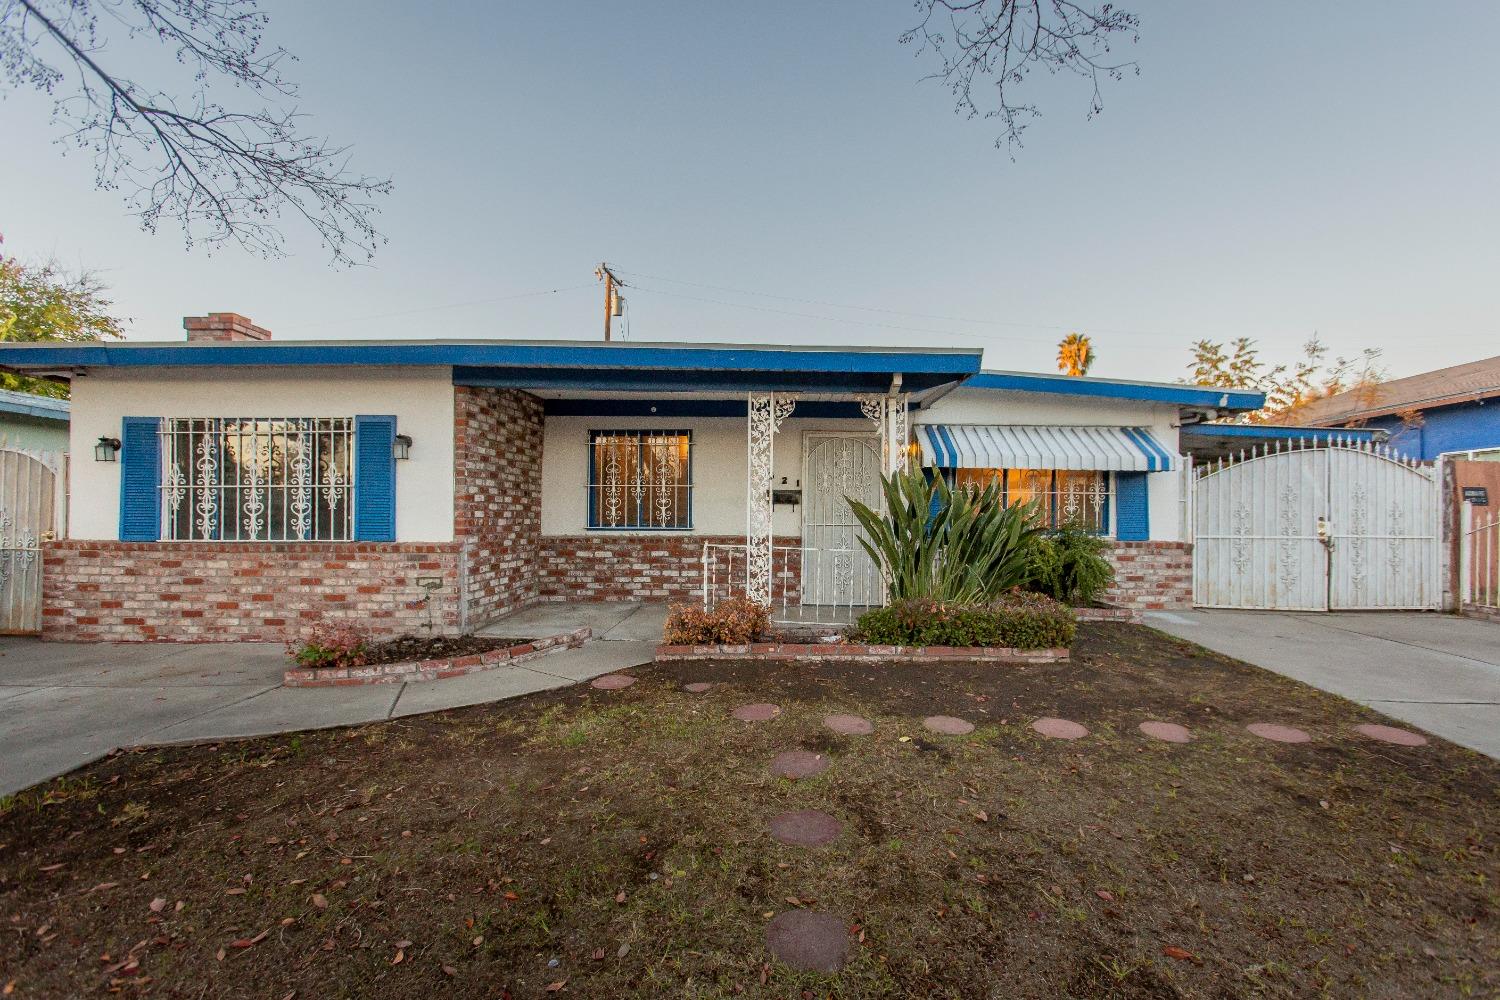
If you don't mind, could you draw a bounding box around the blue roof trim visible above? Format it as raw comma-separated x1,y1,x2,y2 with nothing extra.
542,398,881,418
967,371,1264,410
0,389,69,422
1180,423,1381,442
0,340,980,375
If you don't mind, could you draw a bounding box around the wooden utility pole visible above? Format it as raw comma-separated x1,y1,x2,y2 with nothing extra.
595,263,620,342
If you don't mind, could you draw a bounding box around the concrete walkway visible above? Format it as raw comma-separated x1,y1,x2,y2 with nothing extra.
0,602,663,797
1145,610,1500,759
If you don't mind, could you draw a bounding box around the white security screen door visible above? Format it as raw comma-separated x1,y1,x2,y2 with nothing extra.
802,434,883,608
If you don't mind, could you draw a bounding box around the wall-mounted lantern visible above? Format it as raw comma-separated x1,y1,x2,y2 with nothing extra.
393,433,413,461
95,436,121,462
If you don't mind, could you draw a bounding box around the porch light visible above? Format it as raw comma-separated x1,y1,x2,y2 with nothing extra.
95,436,121,462
393,433,413,460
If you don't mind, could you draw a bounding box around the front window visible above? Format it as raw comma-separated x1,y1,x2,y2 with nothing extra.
952,468,1111,533
588,430,692,529
161,418,354,541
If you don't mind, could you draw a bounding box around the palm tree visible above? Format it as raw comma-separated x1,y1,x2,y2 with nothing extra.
1057,333,1095,376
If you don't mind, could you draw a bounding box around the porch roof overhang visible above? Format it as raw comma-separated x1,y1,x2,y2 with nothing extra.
0,339,982,396
1179,422,1385,462
918,423,1176,472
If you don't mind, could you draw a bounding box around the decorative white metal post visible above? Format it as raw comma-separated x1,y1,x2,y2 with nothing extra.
859,393,909,476
747,392,795,607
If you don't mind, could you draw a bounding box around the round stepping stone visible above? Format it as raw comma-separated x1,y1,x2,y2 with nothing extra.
824,713,874,736
733,702,781,722
1138,720,1192,744
1032,717,1089,740
765,910,850,973
1354,723,1428,747
922,715,974,736
683,682,714,693
1246,722,1312,744
768,809,843,847
770,750,829,779
590,674,636,690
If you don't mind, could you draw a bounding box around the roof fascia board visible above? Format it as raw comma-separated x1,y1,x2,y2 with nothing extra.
967,371,1264,410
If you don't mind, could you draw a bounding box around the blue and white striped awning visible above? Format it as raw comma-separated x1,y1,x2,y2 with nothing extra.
918,424,1175,472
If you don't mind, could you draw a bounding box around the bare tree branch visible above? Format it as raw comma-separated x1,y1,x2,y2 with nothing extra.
0,0,391,266
901,0,1140,155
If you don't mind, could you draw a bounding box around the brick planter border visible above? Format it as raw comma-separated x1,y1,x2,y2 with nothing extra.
285,627,591,687
654,642,1068,664
1073,606,1143,624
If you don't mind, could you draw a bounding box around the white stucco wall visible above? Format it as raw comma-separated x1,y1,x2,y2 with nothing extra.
540,415,875,537
918,387,1186,542
67,367,456,542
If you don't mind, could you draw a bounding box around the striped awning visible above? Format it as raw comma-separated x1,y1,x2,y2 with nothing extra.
917,424,1175,472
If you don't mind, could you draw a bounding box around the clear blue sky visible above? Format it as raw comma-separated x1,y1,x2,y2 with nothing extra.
2,0,1496,382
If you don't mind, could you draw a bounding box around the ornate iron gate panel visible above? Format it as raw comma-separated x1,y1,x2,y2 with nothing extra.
801,434,882,608
0,449,58,633
1325,446,1440,609
1192,440,1439,611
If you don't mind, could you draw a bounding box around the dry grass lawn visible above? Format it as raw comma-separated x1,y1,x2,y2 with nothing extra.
0,624,1495,998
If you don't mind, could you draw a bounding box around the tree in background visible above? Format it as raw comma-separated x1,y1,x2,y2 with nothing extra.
1056,332,1094,376
0,0,390,265
0,242,124,398
903,0,1140,154
1186,336,1384,424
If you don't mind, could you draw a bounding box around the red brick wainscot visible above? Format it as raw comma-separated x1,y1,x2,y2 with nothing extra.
1101,541,1192,611
285,627,591,687
537,535,803,603
655,642,1069,664
41,541,462,642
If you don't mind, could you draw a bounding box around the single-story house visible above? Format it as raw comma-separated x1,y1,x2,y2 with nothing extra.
0,312,1263,642
0,387,69,454
1285,355,1500,461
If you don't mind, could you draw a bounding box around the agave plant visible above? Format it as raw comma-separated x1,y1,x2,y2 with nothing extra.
848,468,1042,603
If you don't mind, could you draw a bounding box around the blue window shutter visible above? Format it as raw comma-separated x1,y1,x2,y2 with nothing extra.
354,415,397,541
119,417,162,541
926,468,951,528
1115,472,1150,541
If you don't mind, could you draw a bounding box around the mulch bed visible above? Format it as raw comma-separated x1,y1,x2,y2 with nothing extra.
360,634,531,666
1,623,1494,998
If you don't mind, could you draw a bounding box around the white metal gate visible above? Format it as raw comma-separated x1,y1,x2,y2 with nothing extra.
802,434,882,607
1192,439,1440,610
0,449,60,633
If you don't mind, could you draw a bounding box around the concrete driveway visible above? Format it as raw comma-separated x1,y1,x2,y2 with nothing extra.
0,602,663,797
1145,610,1500,759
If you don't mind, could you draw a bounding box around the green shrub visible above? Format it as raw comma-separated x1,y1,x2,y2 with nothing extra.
663,596,772,645
1025,526,1115,606
850,592,1076,649
848,468,1042,604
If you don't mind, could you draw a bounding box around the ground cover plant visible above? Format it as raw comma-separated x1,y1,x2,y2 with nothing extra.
1,624,1493,998
851,592,1076,648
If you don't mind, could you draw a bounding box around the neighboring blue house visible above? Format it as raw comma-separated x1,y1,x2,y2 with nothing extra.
0,387,70,454
1290,355,1500,461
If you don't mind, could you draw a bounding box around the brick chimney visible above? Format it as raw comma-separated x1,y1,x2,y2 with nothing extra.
183,312,272,343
